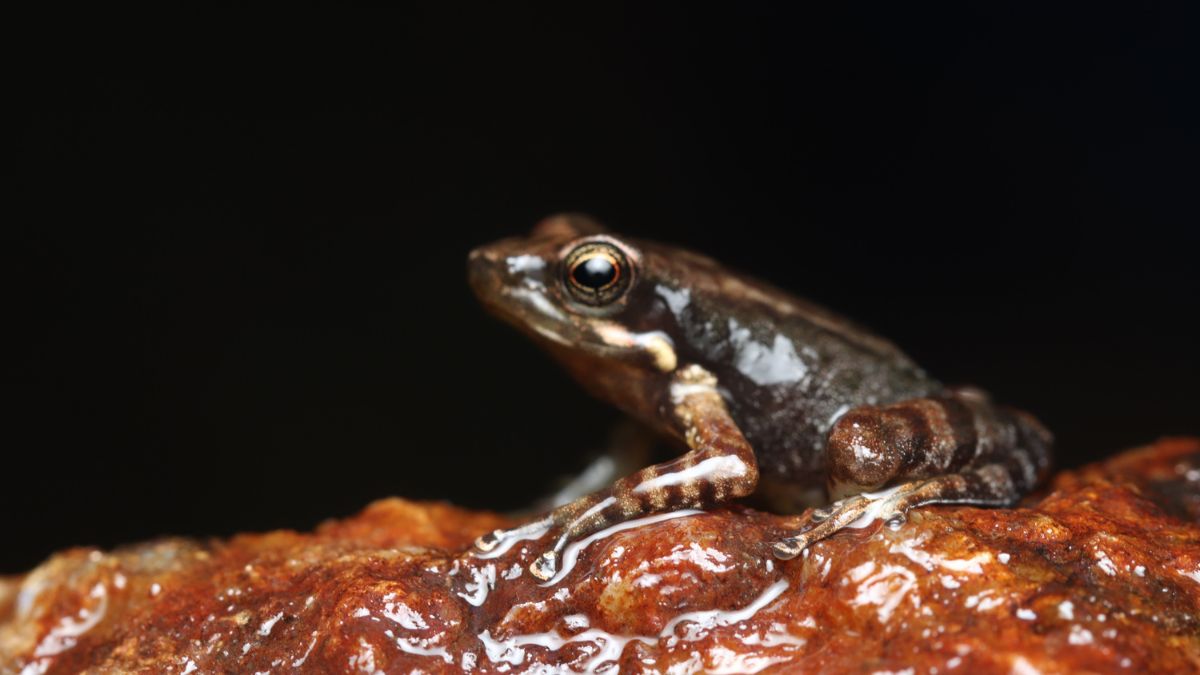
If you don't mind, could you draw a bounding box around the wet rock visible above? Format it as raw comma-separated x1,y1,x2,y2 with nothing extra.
2,438,1198,674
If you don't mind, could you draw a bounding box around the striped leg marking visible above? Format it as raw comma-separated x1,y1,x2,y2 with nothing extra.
474,364,760,581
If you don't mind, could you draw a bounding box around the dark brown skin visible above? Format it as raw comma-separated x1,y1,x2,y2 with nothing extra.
468,214,1053,580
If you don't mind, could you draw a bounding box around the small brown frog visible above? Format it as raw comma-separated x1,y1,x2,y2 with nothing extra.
468,214,1052,580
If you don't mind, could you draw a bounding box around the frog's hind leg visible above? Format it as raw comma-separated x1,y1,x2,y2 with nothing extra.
772,388,1052,559
474,364,759,581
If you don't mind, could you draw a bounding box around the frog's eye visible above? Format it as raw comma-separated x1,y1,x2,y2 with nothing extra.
563,241,632,306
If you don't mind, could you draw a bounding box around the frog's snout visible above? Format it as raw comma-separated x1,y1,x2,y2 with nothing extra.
467,243,500,271
468,236,556,300
468,235,591,351
467,244,496,265
467,238,539,313
466,244,502,304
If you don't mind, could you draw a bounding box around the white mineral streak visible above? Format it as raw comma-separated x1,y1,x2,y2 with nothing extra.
542,509,703,586
473,579,794,674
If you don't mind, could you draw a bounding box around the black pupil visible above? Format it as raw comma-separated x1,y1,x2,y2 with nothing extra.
573,255,617,289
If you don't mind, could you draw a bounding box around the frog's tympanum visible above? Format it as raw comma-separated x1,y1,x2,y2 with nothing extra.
468,214,1053,580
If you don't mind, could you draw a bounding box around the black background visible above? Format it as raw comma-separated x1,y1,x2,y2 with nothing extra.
7,5,1198,573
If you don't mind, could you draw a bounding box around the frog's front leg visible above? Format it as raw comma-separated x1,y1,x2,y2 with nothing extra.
475,364,759,580
772,388,1052,559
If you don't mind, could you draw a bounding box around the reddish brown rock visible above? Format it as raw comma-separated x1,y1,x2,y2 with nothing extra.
2,439,1198,674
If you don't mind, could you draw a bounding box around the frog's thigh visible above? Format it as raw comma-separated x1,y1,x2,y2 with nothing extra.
772,390,1052,560
824,388,1051,500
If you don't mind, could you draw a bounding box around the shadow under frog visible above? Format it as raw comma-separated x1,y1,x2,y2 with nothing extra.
468,214,1053,581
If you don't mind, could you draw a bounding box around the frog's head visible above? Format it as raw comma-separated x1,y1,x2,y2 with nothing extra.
469,213,677,371
469,214,687,420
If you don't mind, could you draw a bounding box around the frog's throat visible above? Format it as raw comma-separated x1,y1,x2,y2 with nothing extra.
591,322,677,372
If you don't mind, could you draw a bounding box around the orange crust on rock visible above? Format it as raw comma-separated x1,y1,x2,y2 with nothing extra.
2,439,1198,674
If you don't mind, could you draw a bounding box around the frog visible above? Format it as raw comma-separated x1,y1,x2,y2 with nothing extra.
467,213,1052,581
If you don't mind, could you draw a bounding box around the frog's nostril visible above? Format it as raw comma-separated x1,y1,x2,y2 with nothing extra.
469,244,509,266
467,248,502,299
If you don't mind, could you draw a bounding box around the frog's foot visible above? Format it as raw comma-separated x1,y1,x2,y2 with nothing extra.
472,516,554,556
530,549,559,581
471,517,563,580
772,463,1025,559
771,492,877,559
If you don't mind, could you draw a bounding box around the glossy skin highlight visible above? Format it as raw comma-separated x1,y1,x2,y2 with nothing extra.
469,214,1053,580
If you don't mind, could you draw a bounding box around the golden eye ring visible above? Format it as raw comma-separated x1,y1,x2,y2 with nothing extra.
562,241,632,306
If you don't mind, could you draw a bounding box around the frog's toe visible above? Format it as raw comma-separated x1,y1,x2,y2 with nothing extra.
809,505,834,523
771,505,829,558
530,550,558,581
474,530,504,552
771,493,875,560
881,510,908,531
772,535,808,559
472,516,555,558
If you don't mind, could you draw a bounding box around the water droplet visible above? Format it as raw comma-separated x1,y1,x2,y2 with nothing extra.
884,513,906,531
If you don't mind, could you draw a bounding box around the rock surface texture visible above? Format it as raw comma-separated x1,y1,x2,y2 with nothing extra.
2,438,1198,674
